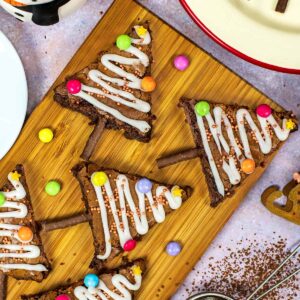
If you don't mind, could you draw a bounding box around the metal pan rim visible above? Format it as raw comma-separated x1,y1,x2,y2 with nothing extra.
187,292,234,300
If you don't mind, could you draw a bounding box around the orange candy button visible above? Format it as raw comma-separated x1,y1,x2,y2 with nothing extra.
18,226,33,242
241,159,256,174
141,76,156,92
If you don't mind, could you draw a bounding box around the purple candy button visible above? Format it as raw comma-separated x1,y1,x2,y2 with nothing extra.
136,178,153,194
166,241,182,256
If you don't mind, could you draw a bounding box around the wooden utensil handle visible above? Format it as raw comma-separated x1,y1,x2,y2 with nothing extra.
276,0,289,13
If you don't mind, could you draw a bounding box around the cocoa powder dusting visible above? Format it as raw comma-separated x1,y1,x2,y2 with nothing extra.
177,236,300,300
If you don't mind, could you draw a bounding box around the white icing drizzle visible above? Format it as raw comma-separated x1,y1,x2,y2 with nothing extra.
195,105,291,196
91,173,183,260
74,26,152,133
74,272,142,300
0,173,47,272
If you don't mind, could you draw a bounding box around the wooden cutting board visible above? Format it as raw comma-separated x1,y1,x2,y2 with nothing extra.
2,0,287,299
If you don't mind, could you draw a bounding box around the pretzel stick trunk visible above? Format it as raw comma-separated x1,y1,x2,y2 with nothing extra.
81,118,106,161
156,148,200,169
40,213,91,232
0,272,7,300
276,0,289,12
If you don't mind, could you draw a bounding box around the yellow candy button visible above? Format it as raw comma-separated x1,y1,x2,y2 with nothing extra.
92,172,108,186
39,128,54,143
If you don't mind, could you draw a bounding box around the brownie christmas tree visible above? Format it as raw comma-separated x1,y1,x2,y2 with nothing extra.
68,162,192,270
22,259,145,300
54,22,156,160
0,165,51,299
158,100,297,207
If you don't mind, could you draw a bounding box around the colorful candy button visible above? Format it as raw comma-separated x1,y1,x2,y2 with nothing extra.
241,159,256,174
0,192,5,207
92,172,108,187
195,101,210,117
116,34,131,50
123,239,137,252
39,128,54,143
55,295,71,300
166,241,182,256
45,180,61,196
137,178,152,194
84,274,99,288
18,226,33,242
173,55,190,71
66,79,82,94
256,104,272,118
141,76,156,92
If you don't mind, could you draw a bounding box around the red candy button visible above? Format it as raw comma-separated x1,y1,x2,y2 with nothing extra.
256,104,272,118
55,295,71,300
66,79,82,94
123,239,137,251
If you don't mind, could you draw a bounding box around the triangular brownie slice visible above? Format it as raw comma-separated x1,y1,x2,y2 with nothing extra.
22,259,145,300
72,162,192,270
180,98,297,207
0,165,51,281
54,21,155,144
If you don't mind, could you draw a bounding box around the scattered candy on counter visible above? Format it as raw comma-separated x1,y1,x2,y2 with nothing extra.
84,273,99,288
256,104,272,118
141,76,156,92
92,171,108,186
39,128,54,143
45,180,61,196
241,159,256,174
0,192,6,206
18,226,33,243
66,79,82,94
55,295,71,300
123,239,137,252
166,241,182,256
195,101,210,117
137,178,153,193
173,54,190,71
116,34,132,50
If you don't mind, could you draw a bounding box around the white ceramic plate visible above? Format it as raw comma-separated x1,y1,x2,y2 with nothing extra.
0,31,27,160
181,0,300,73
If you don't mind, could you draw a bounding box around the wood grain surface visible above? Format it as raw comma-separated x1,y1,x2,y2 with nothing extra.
2,0,289,299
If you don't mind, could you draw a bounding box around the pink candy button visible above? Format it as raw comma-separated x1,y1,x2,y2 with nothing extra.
256,104,272,118
55,295,71,300
123,239,137,252
66,79,81,94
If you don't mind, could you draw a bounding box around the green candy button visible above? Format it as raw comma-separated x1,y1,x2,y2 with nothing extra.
116,34,131,50
0,192,5,206
195,101,210,117
45,181,61,196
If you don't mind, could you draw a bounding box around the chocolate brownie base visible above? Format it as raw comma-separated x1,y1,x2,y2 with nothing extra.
54,21,155,143
21,259,145,300
180,98,298,207
0,165,51,282
72,162,192,270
